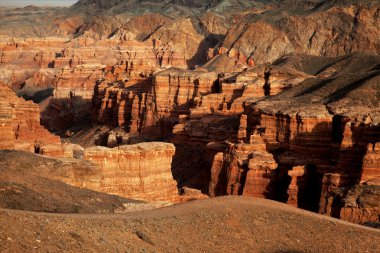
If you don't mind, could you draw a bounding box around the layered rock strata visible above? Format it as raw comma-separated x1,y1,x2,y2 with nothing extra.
0,84,60,151
215,54,380,221
320,183,380,225
361,142,380,183
94,68,219,138
84,142,179,202
209,133,278,198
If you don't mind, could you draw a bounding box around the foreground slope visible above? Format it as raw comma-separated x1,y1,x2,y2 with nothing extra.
0,196,379,253
0,150,147,213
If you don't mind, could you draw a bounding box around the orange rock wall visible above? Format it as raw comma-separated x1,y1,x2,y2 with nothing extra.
361,142,380,183
83,142,179,202
209,133,278,198
0,84,60,151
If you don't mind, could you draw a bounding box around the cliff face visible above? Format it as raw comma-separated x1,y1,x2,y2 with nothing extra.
361,142,380,183
4,47,375,223
83,142,179,202
0,84,179,202
214,53,380,224
0,36,188,132
209,133,278,198
90,53,380,225
94,68,219,139
0,84,60,151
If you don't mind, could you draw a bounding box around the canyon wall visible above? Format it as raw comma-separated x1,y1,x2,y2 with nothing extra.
83,142,179,202
0,83,60,151
0,37,188,133
200,53,380,225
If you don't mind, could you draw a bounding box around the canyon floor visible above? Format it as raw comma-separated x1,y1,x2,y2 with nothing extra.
1,196,379,253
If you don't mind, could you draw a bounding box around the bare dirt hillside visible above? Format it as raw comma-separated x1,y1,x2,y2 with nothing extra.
0,196,379,253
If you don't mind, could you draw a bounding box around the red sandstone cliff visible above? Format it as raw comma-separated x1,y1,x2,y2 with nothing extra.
0,83,60,151
83,142,179,202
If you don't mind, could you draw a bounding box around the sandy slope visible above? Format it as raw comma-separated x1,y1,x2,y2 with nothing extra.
0,196,379,253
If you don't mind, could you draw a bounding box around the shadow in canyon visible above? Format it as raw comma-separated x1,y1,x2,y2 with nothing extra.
40,95,92,135
325,70,380,104
237,107,379,213
186,34,224,69
17,87,54,104
270,120,379,213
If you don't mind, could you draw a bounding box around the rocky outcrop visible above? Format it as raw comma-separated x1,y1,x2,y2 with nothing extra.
109,13,172,42
150,18,214,68
202,53,379,225
38,143,85,159
319,173,351,217
339,185,380,225
321,184,380,225
285,164,325,211
84,142,179,202
94,68,219,138
0,83,60,151
92,66,245,193
243,149,278,198
361,142,380,183
209,133,278,198
0,36,188,132
220,53,380,218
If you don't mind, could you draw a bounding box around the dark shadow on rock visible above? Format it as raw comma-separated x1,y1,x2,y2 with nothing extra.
186,34,223,69
243,115,379,215
40,95,92,135
17,87,54,104
295,77,335,97
324,70,380,104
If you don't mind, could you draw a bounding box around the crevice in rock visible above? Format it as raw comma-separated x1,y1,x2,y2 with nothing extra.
331,115,346,146
264,70,271,96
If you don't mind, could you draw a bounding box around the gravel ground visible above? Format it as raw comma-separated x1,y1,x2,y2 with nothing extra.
0,196,379,253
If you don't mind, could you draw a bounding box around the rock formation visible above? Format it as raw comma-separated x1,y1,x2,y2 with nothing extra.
361,142,380,183
84,142,179,202
0,83,60,151
286,166,308,207
222,53,380,221
320,183,380,225
89,52,380,225
209,133,278,198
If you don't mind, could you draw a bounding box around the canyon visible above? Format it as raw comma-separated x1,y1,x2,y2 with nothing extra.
0,1,379,250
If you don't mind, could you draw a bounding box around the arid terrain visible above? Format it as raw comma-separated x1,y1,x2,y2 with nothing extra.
1,196,380,253
0,0,379,252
